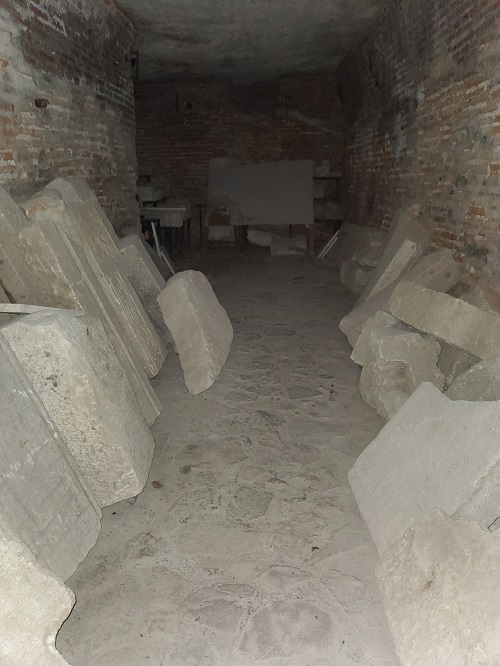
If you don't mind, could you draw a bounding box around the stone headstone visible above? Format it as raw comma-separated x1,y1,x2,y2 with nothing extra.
349,382,500,555
377,510,500,666
1,311,155,507
0,531,74,665
158,270,233,394
0,336,101,580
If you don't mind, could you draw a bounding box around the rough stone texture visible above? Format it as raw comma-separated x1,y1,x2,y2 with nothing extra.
390,281,500,360
0,531,75,666
378,390,408,421
158,270,234,394
351,310,399,366
118,234,172,346
0,283,12,325
359,327,444,417
377,510,500,666
446,354,500,402
340,249,461,347
438,343,478,389
349,382,500,555
0,335,101,581
18,220,161,426
1,311,155,508
357,212,430,304
340,260,372,295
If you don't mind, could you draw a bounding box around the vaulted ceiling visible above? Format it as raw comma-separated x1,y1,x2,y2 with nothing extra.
117,0,389,80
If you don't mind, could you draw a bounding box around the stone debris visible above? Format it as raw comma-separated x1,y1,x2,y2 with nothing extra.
437,342,479,388
0,336,101,581
359,326,444,417
0,531,75,666
446,353,500,402
1,311,155,507
349,382,500,555
340,249,461,348
339,260,372,294
377,509,500,666
390,280,500,360
158,270,234,394
378,390,408,420
351,310,399,366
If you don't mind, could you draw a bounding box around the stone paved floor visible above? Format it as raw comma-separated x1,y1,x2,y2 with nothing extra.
58,248,399,665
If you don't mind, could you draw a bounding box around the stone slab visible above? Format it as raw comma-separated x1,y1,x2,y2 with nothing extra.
348,382,500,555
118,234,172,346
0,531,74,665
389,281,500,360
356,215,430,304
327,223,365,269
339,249,462,348
377,510,500,666
438,343,479,389
359,327,444,417
351,228,388,268
378,390,409,421
18,221,161,426
158,270,234,394
351,310,400,366
446,354,500,402
340,260,372,295
0,336,101,580
1,311,155,507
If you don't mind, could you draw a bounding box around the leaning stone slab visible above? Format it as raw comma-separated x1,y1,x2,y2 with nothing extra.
339,249,462,348
0,336,101,580
158,270,233,394
0,531,74,665
327,223,365,268
446,354,500,402
1,311,155,507
351,310,400,366
351,228,388,268
390,281,500,360
359,327,444,417
377,510,500,666
349,382,500,555
118,234,172,346
340,260,372,295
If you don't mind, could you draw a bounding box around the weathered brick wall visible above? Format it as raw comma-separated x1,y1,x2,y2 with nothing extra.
337,0,500,282
135,72,345,209
0,0,138,231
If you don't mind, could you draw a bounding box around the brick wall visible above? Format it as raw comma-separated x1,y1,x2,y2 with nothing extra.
0,0,138,232
337,0,500,282
135,72,345,209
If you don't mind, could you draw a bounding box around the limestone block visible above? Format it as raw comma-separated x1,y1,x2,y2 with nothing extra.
339,260,372,295
18,221,161,426
118,234,172,346
356,217,430,305
247,229,272,247
378,390,408,421
157,270,233,394
0,336,101,580
359,327,444,417
390,281,500,359
377,510,500,666
446,354,500,402
349,382,500,555
339,249,462,348
351,310,399,366
438,343,479,388
0,532,74,665
1,311,155,507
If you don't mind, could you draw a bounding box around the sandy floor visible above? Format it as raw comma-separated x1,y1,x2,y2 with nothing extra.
57,248,399,666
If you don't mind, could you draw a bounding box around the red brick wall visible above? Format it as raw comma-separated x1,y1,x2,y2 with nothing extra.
135,73,345,209
337,0,500,282
0,0,138,232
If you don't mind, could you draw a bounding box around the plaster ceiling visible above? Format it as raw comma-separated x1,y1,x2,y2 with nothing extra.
117,0,388,80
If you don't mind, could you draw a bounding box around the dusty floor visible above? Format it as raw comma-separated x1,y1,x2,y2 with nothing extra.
57,248,399,666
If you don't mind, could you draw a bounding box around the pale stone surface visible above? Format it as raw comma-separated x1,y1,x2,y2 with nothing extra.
18,220,161,426
340,260,372,294
446,354,500,401
351,228,388,268
438,343,478,388
0,283,12,324
158,270,234,394
0,336,101,580
351,310,399,366
359,327,444,417
377,509,500,666
357,216,430,304
1,311,155,507
247,229,272,247
0,532,75,666
378,390,408,421
349,382,500,555
389,281,500,359
340,249,461,347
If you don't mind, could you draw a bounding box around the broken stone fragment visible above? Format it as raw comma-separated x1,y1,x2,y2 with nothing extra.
437,342,478,388
349,382,500,555
351,310,400,366
446,353,500,402
377,509,500,666
359,326,444,417
157,270,233,394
